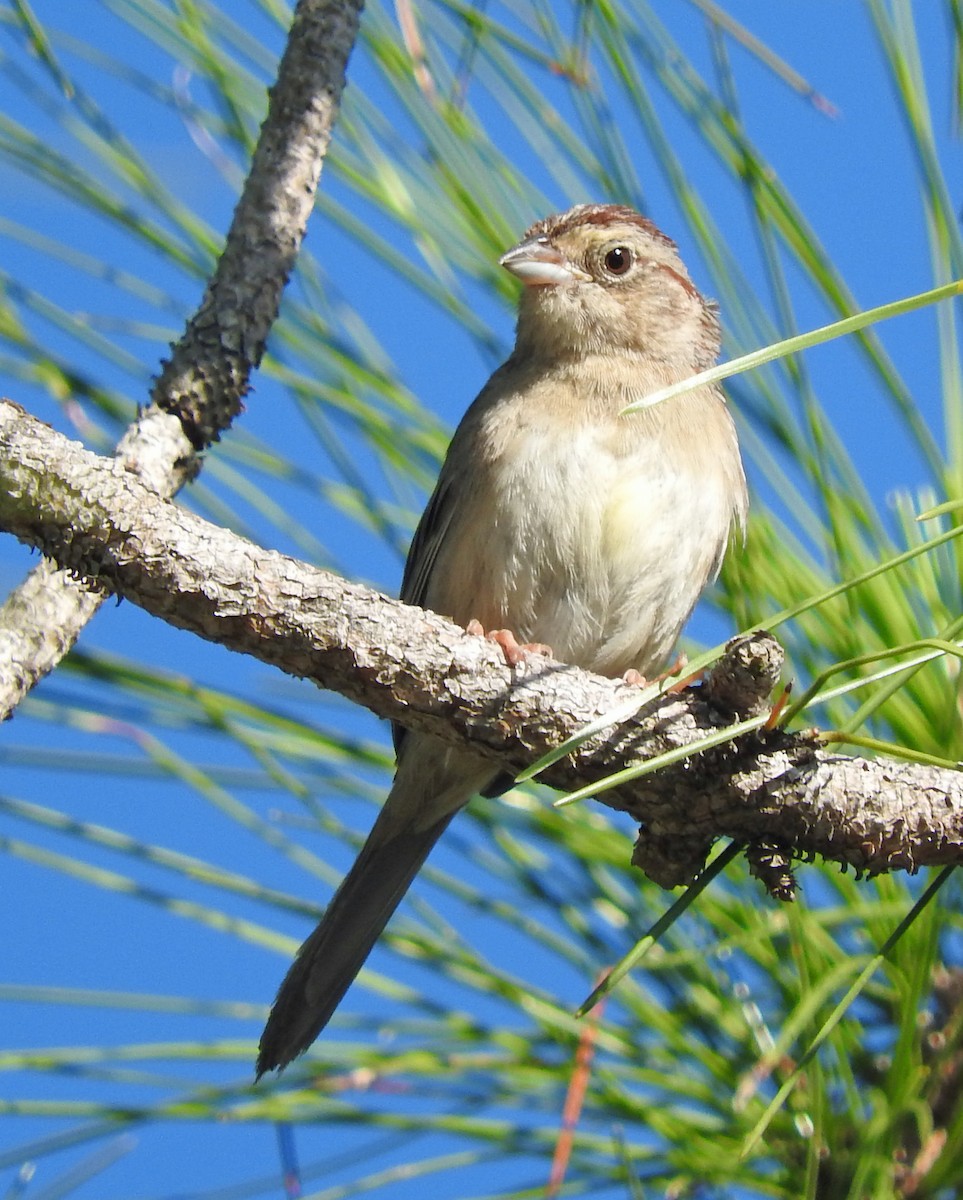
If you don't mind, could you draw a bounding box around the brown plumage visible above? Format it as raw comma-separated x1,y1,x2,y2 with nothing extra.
255,203,747,1076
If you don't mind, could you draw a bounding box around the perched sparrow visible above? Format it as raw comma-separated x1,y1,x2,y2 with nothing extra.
256,203,747,1076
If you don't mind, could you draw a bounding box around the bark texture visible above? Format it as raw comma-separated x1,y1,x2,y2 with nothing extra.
0,0,364,719
2,398,962,891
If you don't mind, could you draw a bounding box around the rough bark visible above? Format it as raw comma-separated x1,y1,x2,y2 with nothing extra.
3,398,962,891
0,0,364,719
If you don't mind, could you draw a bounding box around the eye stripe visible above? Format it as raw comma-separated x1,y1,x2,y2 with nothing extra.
658,262,699,300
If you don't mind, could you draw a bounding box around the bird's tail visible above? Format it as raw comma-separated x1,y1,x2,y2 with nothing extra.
256,745,491,1077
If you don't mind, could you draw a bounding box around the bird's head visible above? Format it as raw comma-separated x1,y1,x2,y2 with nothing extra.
501,203,720,369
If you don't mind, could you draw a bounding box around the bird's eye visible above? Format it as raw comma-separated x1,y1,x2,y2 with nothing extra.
603,245,632,276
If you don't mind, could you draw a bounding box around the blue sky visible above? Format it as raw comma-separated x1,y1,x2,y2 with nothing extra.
1,2,961,1197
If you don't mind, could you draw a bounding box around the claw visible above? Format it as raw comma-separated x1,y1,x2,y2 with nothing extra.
624,653,689,691
466,619,552,667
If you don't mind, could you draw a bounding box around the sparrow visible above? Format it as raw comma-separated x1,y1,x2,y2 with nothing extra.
255,202,747,1076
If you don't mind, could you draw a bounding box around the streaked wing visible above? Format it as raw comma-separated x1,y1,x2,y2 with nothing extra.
393,466,463,756
400,469,459,609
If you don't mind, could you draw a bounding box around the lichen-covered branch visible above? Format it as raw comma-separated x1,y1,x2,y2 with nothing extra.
2,397,962,892
0,0,364,719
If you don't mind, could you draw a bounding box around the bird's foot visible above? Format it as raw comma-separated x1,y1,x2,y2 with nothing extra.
624,657,691,696
658,652,689,683
661,653,706,694
466,619,553,667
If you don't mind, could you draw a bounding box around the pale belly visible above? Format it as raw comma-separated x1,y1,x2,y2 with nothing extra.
425,425,734,679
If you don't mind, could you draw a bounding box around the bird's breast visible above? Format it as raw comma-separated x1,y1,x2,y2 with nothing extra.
432,405,737,679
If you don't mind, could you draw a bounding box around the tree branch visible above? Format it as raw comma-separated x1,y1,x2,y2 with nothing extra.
2,397,962,892
0,0,363,719
150,0,363,445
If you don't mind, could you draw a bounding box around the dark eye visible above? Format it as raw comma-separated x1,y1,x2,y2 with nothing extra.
603,245,632,275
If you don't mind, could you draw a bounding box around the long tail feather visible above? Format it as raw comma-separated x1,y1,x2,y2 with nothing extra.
255,735,500,1077
256,805,456,1077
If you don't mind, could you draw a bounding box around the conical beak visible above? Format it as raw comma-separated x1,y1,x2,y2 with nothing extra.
499,236,589,287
